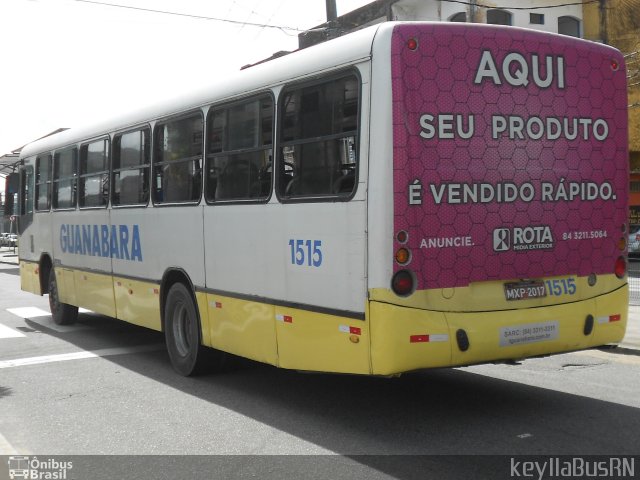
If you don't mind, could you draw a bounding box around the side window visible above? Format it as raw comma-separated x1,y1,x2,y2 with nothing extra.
79,138,109,208
113,128,150,206
53,147,78,210
20,164,34,216
205,95,273,202
153,113,203,204
35,153,52,211
278,74,359,200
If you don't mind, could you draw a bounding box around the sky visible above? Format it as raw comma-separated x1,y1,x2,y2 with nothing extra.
0,0,372,160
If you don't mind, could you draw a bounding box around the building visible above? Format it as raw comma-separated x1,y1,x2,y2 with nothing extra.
0,129,67,232
583,0,640,225
301,0,639,225
300,0,583,48
0,153,20,233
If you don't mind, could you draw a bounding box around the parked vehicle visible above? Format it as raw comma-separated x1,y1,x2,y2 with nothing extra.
629,226,640,257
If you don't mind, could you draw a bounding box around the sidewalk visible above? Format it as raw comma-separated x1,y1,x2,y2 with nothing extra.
622,305,640,351
0,247,18,266
1,246,638,350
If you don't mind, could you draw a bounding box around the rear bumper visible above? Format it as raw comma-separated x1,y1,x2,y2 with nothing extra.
369,285,628,375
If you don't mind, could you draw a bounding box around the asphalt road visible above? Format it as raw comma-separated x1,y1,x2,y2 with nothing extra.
0,262,639,479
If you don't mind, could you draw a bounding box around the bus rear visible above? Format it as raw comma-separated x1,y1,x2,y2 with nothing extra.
368,23,628,374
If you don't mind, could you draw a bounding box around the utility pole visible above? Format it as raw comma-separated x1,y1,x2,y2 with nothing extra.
326,0,337,22
599,0,608,44
469,0,477,23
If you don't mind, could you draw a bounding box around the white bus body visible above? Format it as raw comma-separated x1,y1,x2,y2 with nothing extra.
17,22,628,376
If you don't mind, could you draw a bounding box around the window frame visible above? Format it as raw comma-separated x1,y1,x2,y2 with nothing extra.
204,91,275,205
78,136,110,209
486,8,513,26
35,152,53,212
275,68,361,204
52,145,78,211
20,162,35,217
558,16,581,38
112,125,151,208
152,110,204,206
529,13,545,25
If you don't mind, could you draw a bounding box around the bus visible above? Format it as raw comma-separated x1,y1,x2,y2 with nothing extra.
16,22,629,376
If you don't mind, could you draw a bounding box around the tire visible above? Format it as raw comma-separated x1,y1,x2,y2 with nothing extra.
164,283,224,376
48,268,78,325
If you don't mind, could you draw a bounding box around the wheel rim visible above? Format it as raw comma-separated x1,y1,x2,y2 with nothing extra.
172,300,192,358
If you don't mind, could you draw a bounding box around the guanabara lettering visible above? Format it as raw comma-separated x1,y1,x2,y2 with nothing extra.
59,224,143,261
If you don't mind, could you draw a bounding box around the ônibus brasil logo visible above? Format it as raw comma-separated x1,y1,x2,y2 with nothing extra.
493,226,554,252
7,456,73,480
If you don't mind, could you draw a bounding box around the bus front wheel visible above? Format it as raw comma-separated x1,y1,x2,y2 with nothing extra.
48,269,78,325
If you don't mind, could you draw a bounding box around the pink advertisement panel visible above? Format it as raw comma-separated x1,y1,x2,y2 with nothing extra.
392,24,628,290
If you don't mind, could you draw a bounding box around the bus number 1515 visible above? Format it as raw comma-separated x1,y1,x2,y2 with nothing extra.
288,239,323,267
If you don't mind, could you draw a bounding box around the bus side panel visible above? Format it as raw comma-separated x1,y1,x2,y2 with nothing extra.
275,307,370,374
56,267,77,306
110,207,206,331
369,301,452,375
19,209,54,295
196,291,211,347
205,293,277,366
20,261,41,295
113,276,162,331
73,270,116,318
53,210,114,313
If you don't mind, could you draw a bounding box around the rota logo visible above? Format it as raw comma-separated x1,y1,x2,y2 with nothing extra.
493,229,510,251
493,226,554,252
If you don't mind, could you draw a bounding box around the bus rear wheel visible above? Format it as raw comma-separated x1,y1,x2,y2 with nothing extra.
164,283,221,376
48,268,78,325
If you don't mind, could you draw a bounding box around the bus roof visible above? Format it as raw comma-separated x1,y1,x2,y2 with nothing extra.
20,22,383,159
20,21,619,159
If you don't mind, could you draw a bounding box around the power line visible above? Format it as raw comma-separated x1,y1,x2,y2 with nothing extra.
69,0,305,32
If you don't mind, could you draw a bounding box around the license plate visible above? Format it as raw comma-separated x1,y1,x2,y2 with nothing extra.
504,280,547,301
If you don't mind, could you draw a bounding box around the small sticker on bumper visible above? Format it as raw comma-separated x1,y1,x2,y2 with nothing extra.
499,321,559,347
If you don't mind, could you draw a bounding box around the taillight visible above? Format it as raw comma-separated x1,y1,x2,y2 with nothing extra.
395,247,411,265
618,237,627,251
615,256,626,279
392,270,415,296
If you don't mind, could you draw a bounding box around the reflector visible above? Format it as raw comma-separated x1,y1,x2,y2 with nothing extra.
615,256,626,279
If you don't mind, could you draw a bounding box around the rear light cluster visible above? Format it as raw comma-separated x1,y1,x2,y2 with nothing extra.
615,256,626,279
392,230,416,296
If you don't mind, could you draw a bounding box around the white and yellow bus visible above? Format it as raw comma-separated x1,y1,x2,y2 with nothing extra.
17,22,629,376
